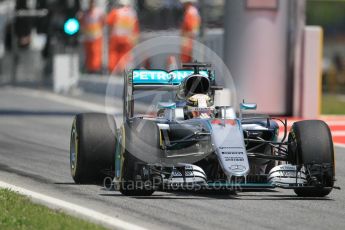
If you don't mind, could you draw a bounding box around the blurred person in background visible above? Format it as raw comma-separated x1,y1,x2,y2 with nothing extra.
333,53,345,85
15,0,33,48
107,0,140,73
180,0,200,63
80,0,104,73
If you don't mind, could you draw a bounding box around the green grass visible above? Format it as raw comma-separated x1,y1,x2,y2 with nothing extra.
322,94,345,114
0,189,107,230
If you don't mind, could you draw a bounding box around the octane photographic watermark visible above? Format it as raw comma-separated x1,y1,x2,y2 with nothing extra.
103,176,247,192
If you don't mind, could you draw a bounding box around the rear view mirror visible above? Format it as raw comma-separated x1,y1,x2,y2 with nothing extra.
240,103,257,110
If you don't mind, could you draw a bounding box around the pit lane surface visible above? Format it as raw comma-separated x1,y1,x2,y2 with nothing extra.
0,87,344,230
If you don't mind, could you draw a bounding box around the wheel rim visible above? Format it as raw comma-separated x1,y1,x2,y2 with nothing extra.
70,121,78,176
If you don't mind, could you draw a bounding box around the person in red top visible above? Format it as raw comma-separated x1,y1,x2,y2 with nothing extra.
107,0,140,73
80,0,104,73
180,0,201,64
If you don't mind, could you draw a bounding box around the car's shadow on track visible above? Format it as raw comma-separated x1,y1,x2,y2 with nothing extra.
132,194,333,201
99,189,238,200
102,195,231,200
236,194,334,201
54,182,81,185
98,189,334,201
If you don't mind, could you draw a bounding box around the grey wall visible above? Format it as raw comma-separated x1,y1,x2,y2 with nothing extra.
223,0,300,115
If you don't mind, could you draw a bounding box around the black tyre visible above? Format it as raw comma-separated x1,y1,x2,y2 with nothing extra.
70,113,117,184
288,120,334,197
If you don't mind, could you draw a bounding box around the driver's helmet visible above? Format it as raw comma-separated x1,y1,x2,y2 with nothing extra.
186,94,213,119
186,94,211,108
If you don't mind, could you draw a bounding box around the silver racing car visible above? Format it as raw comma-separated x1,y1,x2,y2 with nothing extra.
70,62,336,197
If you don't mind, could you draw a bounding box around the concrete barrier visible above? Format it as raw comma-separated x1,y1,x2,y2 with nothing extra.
300,26,323,119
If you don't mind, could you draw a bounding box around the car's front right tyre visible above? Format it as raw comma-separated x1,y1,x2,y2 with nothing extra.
70,113,117,184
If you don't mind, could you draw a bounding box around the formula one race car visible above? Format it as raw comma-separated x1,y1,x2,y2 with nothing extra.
70,62,336,197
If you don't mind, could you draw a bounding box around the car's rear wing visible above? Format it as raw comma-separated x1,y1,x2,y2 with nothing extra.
130,69,210,91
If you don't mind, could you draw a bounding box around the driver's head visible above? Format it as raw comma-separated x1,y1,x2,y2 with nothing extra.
186,94,213,119
187,94,211,108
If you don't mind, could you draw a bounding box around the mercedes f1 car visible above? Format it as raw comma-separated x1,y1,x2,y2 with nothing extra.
70,62,336,197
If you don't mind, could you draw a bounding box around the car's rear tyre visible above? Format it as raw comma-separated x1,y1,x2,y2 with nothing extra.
288,120,334,197
70,113,117,184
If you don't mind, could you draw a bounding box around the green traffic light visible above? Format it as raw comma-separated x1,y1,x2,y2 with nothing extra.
64,18,80,36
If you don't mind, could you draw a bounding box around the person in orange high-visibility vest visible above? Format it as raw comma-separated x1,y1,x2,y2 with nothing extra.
80,0,104,73
180,0,201,64
107,0,140,73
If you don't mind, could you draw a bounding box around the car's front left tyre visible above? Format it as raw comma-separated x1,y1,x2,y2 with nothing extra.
288,120,335,197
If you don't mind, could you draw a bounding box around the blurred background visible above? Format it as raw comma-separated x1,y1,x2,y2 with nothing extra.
0,0,344,116
307,0,345,114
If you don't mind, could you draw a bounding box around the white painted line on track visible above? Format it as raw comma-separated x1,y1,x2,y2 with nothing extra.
14,87,119,114
11,87,150,117
0,181,147,230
